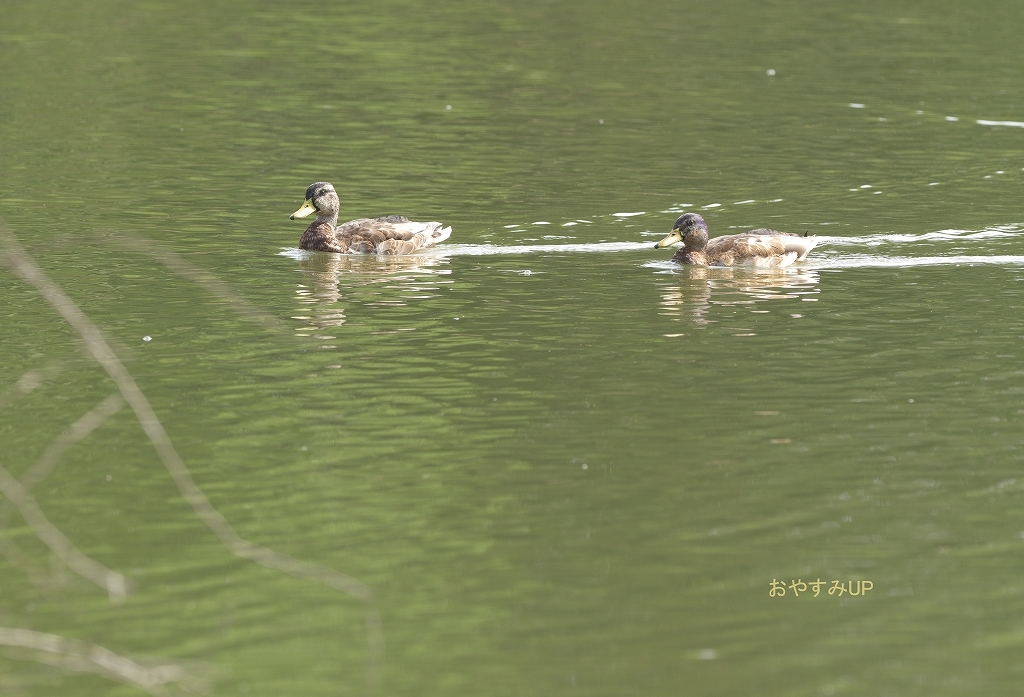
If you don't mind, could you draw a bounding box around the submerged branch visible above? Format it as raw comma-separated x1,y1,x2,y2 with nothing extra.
0,393,126,593
0,534,52,590
1,224,383,694
0,462,128,602
22,392,126,491
0,626,203,695
0,362,64,413
100,235,287,333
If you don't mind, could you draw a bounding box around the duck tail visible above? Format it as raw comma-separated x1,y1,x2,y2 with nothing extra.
783,235,818,260
410,222,451,247
382,221,452,254
428,223,453,245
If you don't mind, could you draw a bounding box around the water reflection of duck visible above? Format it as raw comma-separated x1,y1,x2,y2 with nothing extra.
290,182,452,254
299,248,449,279
294,250,450,324
659,266,820,324
654,213,816,267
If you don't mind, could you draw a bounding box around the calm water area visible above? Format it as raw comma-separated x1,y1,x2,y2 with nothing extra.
3,0,1024,694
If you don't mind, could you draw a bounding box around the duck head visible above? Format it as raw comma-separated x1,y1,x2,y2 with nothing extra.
654,213,709,250
291,182,340,222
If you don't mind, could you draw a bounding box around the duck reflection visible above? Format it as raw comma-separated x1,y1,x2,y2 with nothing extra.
658,266,820,325
293,252,451,333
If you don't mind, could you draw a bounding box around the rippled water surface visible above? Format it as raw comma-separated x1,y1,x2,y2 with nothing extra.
3,1,1024,695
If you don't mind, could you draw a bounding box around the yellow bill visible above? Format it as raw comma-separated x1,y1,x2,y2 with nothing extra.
653,229,682,249
290,199,317,220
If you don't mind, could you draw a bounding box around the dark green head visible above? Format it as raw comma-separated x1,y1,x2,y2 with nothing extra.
654,213,709,249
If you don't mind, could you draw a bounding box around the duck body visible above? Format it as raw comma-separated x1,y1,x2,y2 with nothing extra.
292,182,451,255
655,213,816,267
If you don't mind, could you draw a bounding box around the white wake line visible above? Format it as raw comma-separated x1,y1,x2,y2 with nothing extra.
280,242,653,260
282,227,1024,261
454,229,1024,253
645,255,1024,271
439,241,652,255
978,119,1024,128
818,229,1023,246
809,254,1024,269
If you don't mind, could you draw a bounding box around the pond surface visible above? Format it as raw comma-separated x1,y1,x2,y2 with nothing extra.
3,1,1024,695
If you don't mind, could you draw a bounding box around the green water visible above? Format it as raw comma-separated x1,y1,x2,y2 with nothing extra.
3,0,1024,694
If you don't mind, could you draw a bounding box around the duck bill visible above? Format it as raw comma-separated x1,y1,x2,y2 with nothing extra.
654,229,682,249
290,199,317,220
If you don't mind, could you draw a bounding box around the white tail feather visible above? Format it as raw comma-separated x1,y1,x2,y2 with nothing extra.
393,222,452,247
782,236,818,260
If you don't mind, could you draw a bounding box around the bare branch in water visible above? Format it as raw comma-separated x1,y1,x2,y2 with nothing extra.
0,362,64,412
1,224,384,694
0,626,206,696
0,393,125,591
100,234,288,333
22,392,125,490
0,463,129,602
0,534,52,590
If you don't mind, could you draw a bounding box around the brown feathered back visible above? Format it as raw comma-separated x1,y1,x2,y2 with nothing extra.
298,208,451,254
335,216,451,255
672,230,816,267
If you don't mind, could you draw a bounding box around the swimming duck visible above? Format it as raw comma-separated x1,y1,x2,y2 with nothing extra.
290,182,452,254
654,213,817,267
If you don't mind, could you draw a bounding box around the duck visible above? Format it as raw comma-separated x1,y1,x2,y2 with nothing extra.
290,182,452,254
654,213,817,267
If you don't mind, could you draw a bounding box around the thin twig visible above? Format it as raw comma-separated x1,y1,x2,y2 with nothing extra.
0,462,128,602
99,234,287,332
22,392,125,491
0,362,64,412
0,393,125,592
0,534,52,590
0,626,203,696
1,224,383,694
